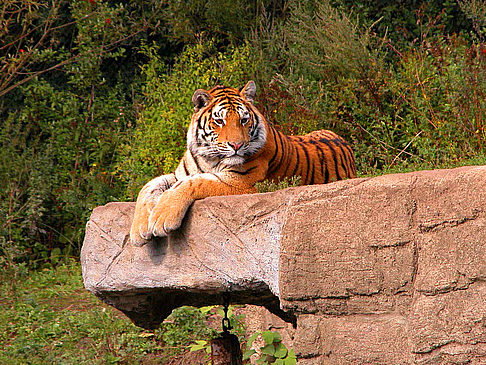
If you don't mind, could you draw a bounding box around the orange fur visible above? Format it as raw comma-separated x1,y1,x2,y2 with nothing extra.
130,81,356,245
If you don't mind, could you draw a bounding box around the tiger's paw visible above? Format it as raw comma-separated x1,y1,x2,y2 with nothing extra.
148,190,192,237
129,174,177,246
130,202,153,246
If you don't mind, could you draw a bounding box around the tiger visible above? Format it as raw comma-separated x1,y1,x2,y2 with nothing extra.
130,80,356,245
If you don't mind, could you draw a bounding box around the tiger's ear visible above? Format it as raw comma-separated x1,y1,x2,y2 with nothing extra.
192,89,211,111
240,81,256,103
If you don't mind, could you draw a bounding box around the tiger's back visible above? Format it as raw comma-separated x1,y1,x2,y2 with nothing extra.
265,128,356,185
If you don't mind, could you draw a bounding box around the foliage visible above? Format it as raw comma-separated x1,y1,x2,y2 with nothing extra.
334,0,471,46
188,339,211,358
0,0,164,264
0,261,156,364
253,0,486,175
456,0,486,39
243,330,297,365
162,0,253,45
255,176,301,193
161,0,289,46
0,261,221,364
159,306,217,359
0,0,164,99
116,39,257,197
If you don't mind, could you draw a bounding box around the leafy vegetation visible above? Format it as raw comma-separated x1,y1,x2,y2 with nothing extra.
255,176,302,193
0,260,233,364
254,0,486,176
2,0,486,363
244,331,297,365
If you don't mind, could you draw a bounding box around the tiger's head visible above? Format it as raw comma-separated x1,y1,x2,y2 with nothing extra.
187,81,267,167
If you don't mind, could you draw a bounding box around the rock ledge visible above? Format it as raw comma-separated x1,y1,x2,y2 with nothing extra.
81,166,486,364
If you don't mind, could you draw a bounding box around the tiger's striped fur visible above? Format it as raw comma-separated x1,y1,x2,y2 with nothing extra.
130,81,356,245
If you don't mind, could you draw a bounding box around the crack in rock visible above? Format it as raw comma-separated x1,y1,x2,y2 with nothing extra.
419,209,481,233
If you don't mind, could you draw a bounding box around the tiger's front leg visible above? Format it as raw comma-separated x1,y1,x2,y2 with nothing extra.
130,174,177,246
148,173,255,237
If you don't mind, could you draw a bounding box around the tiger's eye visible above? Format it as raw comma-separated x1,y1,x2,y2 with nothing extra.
213,118,224,126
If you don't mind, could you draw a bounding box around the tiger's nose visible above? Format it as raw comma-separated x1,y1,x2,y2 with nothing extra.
228,142,243,151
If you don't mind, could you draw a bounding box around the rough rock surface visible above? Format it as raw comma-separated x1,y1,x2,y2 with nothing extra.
81,188,295,328
81,166,486,364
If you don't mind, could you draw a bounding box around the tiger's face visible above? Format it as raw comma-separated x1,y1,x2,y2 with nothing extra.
188,81,267,167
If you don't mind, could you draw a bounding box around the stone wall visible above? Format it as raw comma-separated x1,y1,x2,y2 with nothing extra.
81,166,486,364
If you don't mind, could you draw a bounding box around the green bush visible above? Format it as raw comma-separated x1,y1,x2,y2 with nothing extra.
0,261,221,364
0,0,163,264
253,0,486,175
255,176,301,193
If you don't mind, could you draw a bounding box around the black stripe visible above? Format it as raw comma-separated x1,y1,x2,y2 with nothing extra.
297,142,310,184
338,151,346,178
280,135,294,177
315,142,329,183
291,143,301,177
182,159,189,176
351,150,356,173
337,144,353,177
308,147,316,184
211,88,239,96
267,128,280,175
320,139,341,181
228,166,257,175
343,143,356,174
333,138,355,177
193,155,205,173
281,143,293,177
201,127,213,138
330,141,348,173
275,131,287,169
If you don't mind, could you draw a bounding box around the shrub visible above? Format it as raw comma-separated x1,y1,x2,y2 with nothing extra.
255,176,301,193
253,0,486,175
0,0,164,264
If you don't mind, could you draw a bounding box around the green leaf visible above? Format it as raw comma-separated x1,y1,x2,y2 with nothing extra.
189,340,208,352
274,342,287,358
247,332,259,347
273,331,282,342
243,349,256,360
198,306,215,315
283,357,297,365
261,344,275,356
261,331,275,345
284,349,297,365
